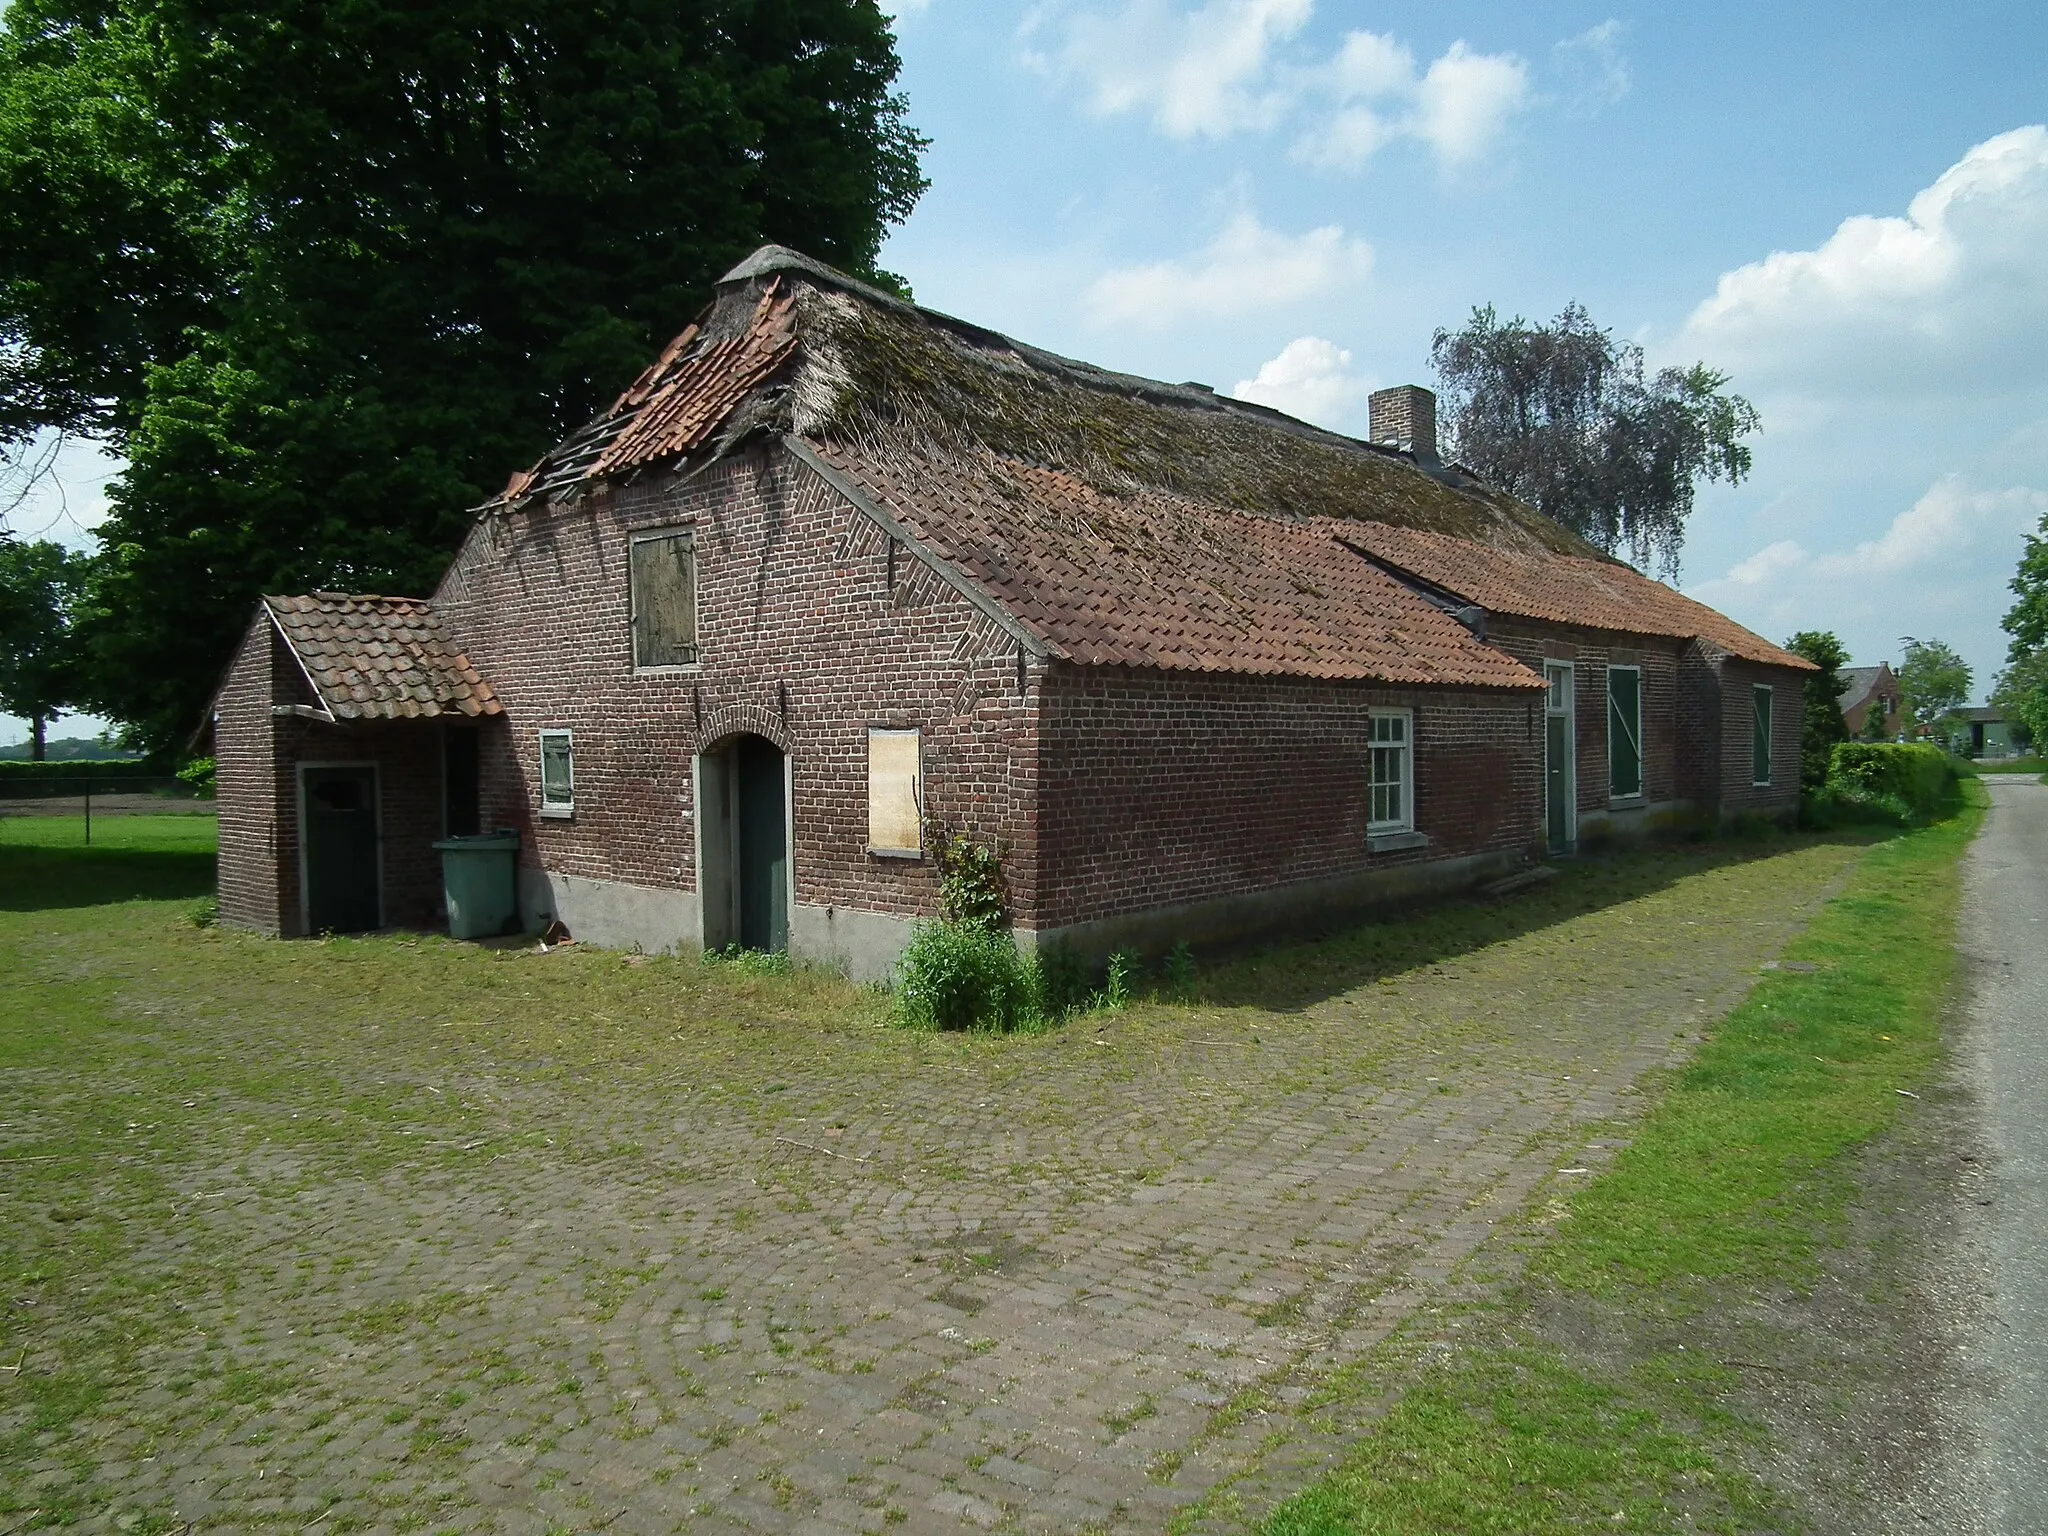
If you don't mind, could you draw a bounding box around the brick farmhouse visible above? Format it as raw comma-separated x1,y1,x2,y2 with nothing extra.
209,246,1812,976
1837,663,1903,739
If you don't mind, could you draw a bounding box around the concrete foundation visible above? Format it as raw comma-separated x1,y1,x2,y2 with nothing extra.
519,868,701,955
790,903,918,984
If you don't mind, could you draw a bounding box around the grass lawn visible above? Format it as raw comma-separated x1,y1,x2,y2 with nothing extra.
1,810,1890,1533
1254,788,1982,1535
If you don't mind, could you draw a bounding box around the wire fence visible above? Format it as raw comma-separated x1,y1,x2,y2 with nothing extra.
0,776,216,844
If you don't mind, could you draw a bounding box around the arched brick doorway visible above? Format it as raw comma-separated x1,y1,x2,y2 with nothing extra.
696,733,789,953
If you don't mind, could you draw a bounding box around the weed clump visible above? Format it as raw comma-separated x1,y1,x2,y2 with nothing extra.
896,920,1040,1032
702,945,792,977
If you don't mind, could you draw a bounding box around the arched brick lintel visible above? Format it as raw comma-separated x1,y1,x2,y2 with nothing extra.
695,700,793,756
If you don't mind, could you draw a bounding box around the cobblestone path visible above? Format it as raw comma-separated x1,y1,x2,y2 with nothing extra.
0,841,1860,1536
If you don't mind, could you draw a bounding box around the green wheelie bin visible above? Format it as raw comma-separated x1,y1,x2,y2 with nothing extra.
434,832,520,940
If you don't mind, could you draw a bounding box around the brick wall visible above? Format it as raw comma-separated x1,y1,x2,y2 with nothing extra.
214,615,290,933
1486,622,1689,816
1715,659,1806,822
431,446,1040,928
1035,667,1541,930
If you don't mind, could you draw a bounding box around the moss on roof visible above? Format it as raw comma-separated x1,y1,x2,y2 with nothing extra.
781,285,1600,559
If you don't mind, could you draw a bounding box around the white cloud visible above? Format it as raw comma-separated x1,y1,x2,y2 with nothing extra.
1033,3,1532,170
1085,211,1372,328
1293,32,1529,172
1816,476,2048,577
1721,538,1808,587
1411,43,1532,167
1552,20,1630,114
1679,125,2048,396
1690,478,2048,667
1231,336,1367,427
1033,0,1313,139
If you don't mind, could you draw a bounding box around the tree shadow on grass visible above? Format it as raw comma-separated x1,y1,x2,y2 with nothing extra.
1189,831,1884,1015
0,843,218,911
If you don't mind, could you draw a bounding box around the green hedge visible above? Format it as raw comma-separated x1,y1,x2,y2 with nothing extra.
0,759,157,782
1827,742,1958,815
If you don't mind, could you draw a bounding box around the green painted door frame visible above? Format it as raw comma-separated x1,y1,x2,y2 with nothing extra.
1545,662,1576,854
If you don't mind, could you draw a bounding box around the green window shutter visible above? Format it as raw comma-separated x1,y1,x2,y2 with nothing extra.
1753,687,1772,784
1608,668,1642,798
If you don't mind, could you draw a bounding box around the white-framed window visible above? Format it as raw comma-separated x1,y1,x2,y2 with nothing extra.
1752,686,1773,785
629,528,697,670
867,727,922,856
1368,709,1413,834
538,729,575,818
1608,664,1643,800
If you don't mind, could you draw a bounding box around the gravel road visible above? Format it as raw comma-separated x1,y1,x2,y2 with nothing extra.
1944,775,2048,1529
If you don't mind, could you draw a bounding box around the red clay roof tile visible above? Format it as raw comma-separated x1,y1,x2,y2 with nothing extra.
265,594,503,720
809,441,1544,690
1340,521,1815,670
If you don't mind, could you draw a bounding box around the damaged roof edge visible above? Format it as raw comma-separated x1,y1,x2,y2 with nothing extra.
720,245,1450,481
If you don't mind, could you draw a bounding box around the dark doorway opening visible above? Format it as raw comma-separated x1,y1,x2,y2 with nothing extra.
698,735,789,954
303,765,380,933
444,728,480,837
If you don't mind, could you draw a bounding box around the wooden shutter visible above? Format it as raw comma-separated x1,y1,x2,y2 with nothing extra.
631,533,697,668
1608,668,1642,798
867,729,922,854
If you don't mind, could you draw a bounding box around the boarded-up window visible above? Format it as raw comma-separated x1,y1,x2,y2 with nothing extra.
630,530,697,668
868,728,921,855
539,730,574,816
1608,666,1643,799
1368,710,1412,833
1752,685,1773,785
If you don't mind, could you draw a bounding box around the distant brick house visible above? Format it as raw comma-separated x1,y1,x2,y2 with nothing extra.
1838,663,1903,739
207,247,1811,974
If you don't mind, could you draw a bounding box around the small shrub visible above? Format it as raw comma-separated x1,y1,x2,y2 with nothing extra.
897,921,1037,1032
176,756,217,799
1163,941,1197,998
188,896,220,928
1036,943,1092,1020
930,827,1006,929
1802,783,1913,830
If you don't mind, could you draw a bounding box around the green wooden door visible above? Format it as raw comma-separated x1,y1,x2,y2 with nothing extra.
1546,713,1571,852
304,766,380,933
735,738,788,953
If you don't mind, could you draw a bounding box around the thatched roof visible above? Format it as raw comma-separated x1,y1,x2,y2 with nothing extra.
500,245,1593,555
495,245,1801,678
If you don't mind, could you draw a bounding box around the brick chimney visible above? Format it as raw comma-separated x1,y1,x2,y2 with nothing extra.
1368,385,1438,460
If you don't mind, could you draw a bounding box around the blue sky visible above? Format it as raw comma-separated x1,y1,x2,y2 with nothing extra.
8,0,2048,742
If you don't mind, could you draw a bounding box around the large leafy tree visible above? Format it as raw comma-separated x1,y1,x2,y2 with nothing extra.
1997,507,2048,748
0,0,927,752
1897,636,1972,740
1784,629,1850,791
0,535,89,758
1430,303,1760,575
